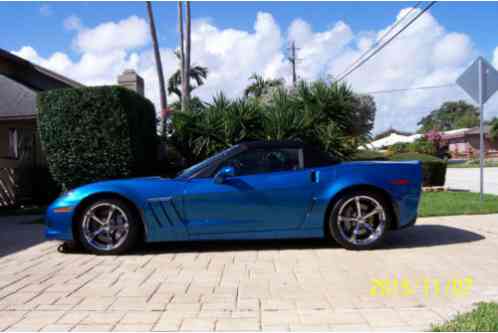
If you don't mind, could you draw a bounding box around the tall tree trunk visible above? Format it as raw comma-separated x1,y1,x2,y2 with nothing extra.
178,1,187,112
146,1,168,134
184,1,191,107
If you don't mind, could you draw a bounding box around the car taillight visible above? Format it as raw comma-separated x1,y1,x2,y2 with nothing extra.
389,179,410,185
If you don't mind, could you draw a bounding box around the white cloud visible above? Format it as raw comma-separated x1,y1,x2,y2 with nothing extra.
74,15,149,53
12,10,496,132
187,12,285,99
13,46,41,63
432,33,473,68
327,7,478,132
288,19,353,81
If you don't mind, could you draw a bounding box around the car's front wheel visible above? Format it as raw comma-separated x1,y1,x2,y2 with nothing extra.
329,190,390,250
76,199,140,255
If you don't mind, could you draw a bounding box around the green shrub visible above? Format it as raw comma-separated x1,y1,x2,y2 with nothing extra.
387,138,437,156
169,81,375,164
431,302,498,331
390,152,447,186
38,86,157,190
388,142,410,155
408,137,437,155
350,149,387,161
154,141,187,178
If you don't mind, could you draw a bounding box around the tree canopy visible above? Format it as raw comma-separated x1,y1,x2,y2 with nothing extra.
169,80,376,164
168,50,208,101
490,117,498,141
417,100,479,133
244,74,284,98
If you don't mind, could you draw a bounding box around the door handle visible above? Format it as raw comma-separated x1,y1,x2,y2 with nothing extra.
310,170,320,183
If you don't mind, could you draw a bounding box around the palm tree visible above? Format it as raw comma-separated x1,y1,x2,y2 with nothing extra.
185,2,191,107
177,1,186,112
244,74,284,98
145,1,167,134
168,50,208,101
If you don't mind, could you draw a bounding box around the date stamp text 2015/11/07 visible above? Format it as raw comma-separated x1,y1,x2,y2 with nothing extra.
370,277,473,297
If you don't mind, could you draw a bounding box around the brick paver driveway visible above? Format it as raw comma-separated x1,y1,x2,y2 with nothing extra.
1,214,497,331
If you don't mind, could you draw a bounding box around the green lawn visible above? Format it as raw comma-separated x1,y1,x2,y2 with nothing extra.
432,302,498,331
419,192,498,217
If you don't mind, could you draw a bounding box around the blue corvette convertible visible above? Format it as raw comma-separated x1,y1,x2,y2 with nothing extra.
46,141,422,254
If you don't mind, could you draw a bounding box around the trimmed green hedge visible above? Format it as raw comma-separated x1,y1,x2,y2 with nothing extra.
38,86,157,190
351,149,388,161
390,152,447,187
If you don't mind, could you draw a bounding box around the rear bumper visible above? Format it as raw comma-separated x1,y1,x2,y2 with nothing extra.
398,216,417,229
390,160,422,229
391,187,421,229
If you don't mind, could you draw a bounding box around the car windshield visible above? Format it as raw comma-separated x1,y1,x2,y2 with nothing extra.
175,145,240,179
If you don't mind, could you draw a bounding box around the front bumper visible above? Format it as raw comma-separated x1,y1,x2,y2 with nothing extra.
45,197,77,241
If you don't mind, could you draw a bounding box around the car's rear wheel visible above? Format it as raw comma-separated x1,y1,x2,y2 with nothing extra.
328,190,389,250
76,199,140,255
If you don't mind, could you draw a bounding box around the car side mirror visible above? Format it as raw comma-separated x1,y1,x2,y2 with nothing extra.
214,166,236,184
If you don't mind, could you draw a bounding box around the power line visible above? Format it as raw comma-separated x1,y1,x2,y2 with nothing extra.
336,1,422,80
336,1,437,83
363,83,456,95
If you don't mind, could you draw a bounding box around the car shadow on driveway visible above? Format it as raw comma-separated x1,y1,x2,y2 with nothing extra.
126,224,485,255
0,215,45,258
381,224,485,249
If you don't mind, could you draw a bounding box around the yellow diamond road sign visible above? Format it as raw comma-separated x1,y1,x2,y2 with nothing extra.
457,56,498,104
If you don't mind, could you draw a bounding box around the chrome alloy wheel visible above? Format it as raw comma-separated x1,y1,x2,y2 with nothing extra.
82,202,130,252
337,195,386,246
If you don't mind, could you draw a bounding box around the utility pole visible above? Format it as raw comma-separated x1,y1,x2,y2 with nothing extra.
478,58,485,202
288,41,298,87
457,56,498,202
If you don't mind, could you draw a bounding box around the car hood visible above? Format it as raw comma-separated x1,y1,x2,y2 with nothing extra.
59,176,188,206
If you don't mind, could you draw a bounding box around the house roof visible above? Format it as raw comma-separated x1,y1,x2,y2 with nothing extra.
440,128,470,140
0,48,83,91
0,74,38,120
0,48,83,120
439,126,491,140
368,133,422,149
466,126,491,135
373,128,414,140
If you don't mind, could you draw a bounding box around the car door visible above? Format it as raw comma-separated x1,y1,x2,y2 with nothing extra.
183,147,317,235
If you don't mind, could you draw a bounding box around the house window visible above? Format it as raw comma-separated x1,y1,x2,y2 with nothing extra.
8,128,18,159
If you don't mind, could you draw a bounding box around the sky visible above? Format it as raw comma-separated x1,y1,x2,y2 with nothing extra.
2,1,498,133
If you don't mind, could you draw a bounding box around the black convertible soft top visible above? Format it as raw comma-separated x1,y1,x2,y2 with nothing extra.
240,140,306,149
177,140,340,179
239,140,340,168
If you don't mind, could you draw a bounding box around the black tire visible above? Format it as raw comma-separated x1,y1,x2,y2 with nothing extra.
76,198,140,255
328,190,390,250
